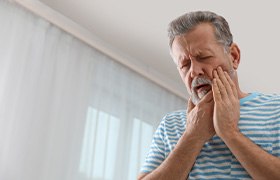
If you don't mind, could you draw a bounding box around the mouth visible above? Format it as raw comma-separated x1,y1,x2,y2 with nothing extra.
195,84,211,93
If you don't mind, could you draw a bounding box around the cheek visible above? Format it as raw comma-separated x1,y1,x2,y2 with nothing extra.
204,67,215,79
218,56,234,71
208,63,229,78
179,70,192,93
219,63,233,74
186,73,192,93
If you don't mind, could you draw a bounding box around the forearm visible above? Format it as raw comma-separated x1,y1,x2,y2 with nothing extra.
139,131,205,180
222,132,280,180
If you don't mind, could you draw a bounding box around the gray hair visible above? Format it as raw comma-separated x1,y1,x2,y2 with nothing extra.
168,11,233,52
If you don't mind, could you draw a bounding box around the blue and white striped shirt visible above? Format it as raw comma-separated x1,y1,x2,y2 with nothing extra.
140,92,280,179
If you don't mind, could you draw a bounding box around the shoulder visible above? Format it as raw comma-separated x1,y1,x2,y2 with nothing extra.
162,110,186,121
242,92,280,107
258,92,280,100
257,93,280,106
241,93,280,120
159,110,186,129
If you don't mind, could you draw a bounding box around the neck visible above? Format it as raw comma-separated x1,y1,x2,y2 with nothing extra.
238,90,249,99
232,71,248,99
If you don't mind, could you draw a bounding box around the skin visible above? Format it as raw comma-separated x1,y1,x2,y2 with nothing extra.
138,23,280,180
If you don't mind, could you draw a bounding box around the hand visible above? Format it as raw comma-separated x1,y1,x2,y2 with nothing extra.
185,91,215,142
212,67,240,139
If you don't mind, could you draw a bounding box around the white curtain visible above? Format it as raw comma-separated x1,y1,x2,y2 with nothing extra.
0,1,185,180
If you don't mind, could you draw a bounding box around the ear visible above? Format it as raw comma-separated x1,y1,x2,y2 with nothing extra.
229,43,240,70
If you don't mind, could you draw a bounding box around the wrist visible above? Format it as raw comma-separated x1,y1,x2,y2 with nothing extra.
183,130,210,145
219,129,242,143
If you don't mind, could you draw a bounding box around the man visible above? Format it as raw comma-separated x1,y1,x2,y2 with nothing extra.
138,11,280,179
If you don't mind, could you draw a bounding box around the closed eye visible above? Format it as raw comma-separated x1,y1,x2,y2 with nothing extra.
180,62,190,70
200,56,210,59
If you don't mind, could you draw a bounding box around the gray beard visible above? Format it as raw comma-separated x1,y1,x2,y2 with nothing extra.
190,77,212,105
191,88,211,105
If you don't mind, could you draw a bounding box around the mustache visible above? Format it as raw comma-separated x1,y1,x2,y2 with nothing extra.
191,77,212,89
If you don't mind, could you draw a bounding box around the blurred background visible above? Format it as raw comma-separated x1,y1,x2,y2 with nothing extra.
0,0,279,179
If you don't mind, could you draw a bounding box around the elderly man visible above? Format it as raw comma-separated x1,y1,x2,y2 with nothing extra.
138,11,280,179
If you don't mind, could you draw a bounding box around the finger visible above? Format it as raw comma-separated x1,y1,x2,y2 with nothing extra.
224,71,238,98
187,97,195,113
217,67,234,97
213,69,228,99
212,78,222,102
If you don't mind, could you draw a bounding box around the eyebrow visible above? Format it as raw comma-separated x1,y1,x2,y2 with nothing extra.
177,55,190,66
177,48,213,64
195,48,214,55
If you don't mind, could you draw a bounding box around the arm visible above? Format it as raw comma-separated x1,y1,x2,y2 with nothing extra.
138,132,205,180
212,67,280,179
223,131,280,179
138,92,215,180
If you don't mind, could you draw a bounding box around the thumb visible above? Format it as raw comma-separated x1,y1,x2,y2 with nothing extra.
200,90,213,103
187,97,195,113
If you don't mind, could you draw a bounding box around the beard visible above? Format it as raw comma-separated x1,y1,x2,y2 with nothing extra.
190,76,212,105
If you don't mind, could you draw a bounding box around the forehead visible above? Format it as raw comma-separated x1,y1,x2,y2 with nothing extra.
171,23,221,58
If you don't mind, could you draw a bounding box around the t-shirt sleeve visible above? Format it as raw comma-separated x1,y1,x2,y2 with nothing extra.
140,118,166,174
272,96,280,157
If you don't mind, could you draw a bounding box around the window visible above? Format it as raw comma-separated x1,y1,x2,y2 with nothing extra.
79,107,120,179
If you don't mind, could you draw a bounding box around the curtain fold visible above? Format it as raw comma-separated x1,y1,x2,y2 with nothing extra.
0,1,185,180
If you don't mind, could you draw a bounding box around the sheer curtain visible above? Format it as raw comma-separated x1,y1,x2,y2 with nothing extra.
0,1,185,180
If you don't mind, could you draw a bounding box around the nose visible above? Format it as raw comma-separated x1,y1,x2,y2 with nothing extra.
189,60,204,78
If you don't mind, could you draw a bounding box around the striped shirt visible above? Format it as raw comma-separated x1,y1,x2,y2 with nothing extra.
140,92,280,179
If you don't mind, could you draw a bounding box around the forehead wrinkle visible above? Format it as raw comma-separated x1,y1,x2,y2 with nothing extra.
173,37,191,65
194,47,214,56
178,37,213,57
179,37,190,55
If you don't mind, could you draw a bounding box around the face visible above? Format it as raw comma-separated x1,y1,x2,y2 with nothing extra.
171,23,238,105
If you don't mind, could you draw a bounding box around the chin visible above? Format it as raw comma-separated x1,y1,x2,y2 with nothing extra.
191,89,211,105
